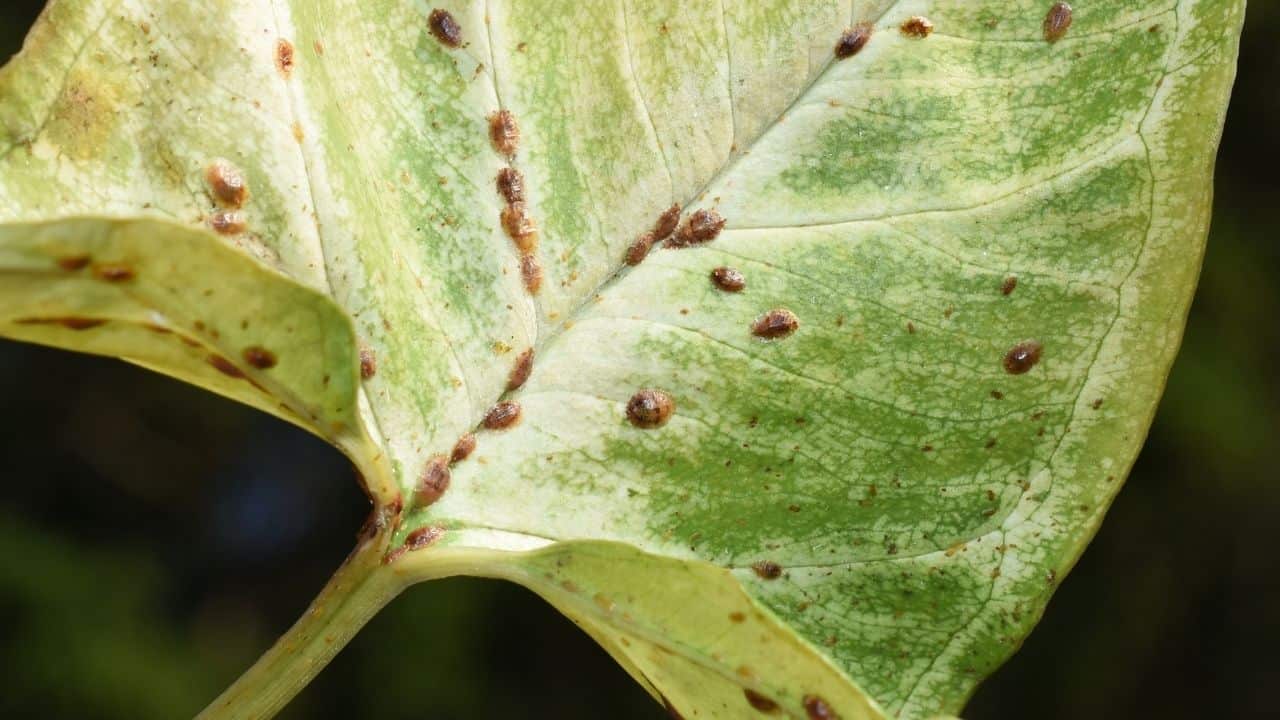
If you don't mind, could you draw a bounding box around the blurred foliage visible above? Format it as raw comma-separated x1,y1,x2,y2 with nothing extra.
0,2,1276,718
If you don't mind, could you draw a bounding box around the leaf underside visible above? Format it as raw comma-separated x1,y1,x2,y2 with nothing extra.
0,1,1242,718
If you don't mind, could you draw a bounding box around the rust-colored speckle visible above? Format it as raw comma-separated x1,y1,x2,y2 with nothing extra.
15,316,106,331
488,109,520,156
520,254,543,294
275,39,295,78
92,263,135,283
669,208,726,247
1003,340,1043,375
507,348,534,391
729,611,746,623
834,22,873,59
625,232,656,266
1044,3,1074,43
359,346,377,379
1001,276,1018,295
744,689,780,714
483,401,522,430
209,210,246,235
653,204,681,240
752,309,799,340
803,694,838,719
711,266,746,292
242,346,277,369
751,560,783,580
501,202,539,253
57,255,91,271
207,354,244,379
428,8,463,47
626,389,675,429
901,16,934,37
451,433,477,463
205,160,249,207
496,167,526,204
414,455,451,507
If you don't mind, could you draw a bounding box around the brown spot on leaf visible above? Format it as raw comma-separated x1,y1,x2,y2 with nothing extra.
625,232,656,266
496,167,526,204
501,202,539,253
483,401,522,430
209,210,246,235
653,204,681,241
451,433,477,463
414,455,451,507
729,611,746,623
802,695,838,720
834,22,873,59
242,346,277,369
1003,340,1043,375
711,266,746,292
626,389,675,429
669,209,726,247
1044,3,1074,43
744,689,780,714
901,16,934,37
520,254,543,294
359,346,377,379
507,348,534,391
428,8,463,47
15,316,106,330
1001,276,1018,295
275,39,295,78
205,161,249,207
57,255,91,271
488,109,520,156
92,263,135,283
752,309,799,340
207,354,244,379
751,560,783,580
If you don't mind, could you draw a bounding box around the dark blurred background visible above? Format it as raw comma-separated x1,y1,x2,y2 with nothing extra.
1,3,1276,718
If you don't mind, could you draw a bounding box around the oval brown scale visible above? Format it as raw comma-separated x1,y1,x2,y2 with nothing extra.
483,401,522,430
520,254,543,295
752,309,799,340
625,232,655,266
58,317,107,330
496,166,526,204
275,38,295,78
751,560,783,580
414,455,451,506
209,210,246,235
403,525,445,552
901,15,934,37
507,348,534,391
834,22,873,59
501,202,538,253
743,689,781,714
710,266,746,292
1044,2,1074,43
92,263,135,283
652,204,681,240
450,433,477,462
359,346,377,379
626,389,674,429
428,8,463,48
205,161,249,207
207,354,244,379
1001,276,1018,295
56,255,91,271
488,109,520,156
669,208,726,247
1003,340,1043,375
802,695,837,720
242,346,277,369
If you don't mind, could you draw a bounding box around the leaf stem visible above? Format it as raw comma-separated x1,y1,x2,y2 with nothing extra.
195,526,403,720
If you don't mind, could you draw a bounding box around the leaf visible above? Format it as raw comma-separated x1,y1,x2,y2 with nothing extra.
0,1,1244,718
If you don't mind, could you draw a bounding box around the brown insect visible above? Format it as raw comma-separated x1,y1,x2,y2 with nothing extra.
802,695,837,720
275,39,295,78
495,167,526,204
507,348,534,391
483,400,522,430
428,8,463,48
1044,3,1074,43
520,254,543,294
242,346,277,369
501,202,538,253
624,232,656,266
710,266,746,292
209,211,246,235
626,389,674,429
834,22,874,59
652,204,681,240
901,16,934,38
669,209,726,247
752,309,799,340
1003,340,1043,375
359,346,377,379
751,560,783,580
450,433,477,462
414,455,451,506
205,161,249,207
488,109,520,156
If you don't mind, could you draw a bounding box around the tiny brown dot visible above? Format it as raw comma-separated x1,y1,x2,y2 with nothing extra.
242,346,277,369
751,560,783,580
752,309,799,340
205,161,249,207
359,346,377,379
428,8,463,47
92,263,135,283
209,210,246,235
711,266,746,292
207,354,244,379
496,167,526,204
507,348,534,391
483,401,522,430
901,16,934,37
1043,2,1074,43
626,389,675,429
625,232,656,266
1002,276,1018,295
56,255,91,271
743,689,780,714
652,204,681,241
834,22,873,59
414,455,451,507
488,109,520,156
520,254,543,294
275,39,295,78
1003,340,1044,375
802,695,838,720
451,433,477,463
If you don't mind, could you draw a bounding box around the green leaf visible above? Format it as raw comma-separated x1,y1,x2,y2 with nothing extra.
0,1,1243,718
